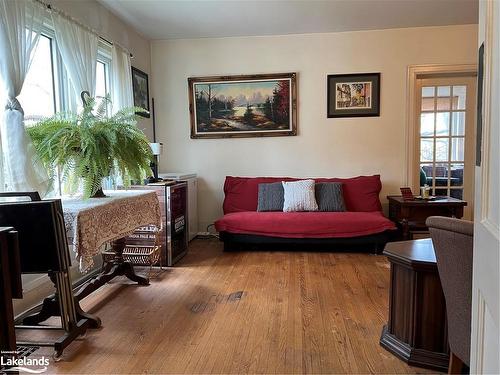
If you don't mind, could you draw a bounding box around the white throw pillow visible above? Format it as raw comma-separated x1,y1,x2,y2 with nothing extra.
282,179,319,212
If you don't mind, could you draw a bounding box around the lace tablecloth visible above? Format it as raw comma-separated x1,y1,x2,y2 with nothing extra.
62,190,162,273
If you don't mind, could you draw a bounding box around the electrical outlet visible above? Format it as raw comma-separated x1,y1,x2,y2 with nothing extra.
197,231,211,236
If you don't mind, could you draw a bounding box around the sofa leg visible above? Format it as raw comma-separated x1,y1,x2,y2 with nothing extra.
223,242,235,252
373,242,385,255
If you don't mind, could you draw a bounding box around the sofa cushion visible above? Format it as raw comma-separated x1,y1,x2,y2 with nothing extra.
315,182,346,212
215,211,396,238
282,180,318,212
223,175,382,214
257,182,284,212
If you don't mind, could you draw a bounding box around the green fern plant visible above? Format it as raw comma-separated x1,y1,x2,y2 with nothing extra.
28,96,153,198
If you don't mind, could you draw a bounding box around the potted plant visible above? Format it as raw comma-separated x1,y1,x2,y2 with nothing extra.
28,96,153,198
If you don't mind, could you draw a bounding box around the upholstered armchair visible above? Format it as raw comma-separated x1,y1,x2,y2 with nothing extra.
426,216,474,374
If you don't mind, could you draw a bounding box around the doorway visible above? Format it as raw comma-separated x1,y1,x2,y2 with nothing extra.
413,74,477,219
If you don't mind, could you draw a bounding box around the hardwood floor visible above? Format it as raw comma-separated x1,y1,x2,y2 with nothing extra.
41,239,434,374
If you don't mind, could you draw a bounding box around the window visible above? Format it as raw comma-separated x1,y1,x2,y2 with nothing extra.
15,30,111,118
18,34,57,122
14,30,112,194
95,41,112,108
95,61,107,99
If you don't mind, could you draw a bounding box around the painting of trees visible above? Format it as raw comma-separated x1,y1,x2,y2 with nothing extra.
189,73,297,138
271,80,290,125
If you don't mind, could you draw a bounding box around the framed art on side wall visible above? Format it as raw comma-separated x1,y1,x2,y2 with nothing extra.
132,67,150,118
188,72,297,139
327,73,380,118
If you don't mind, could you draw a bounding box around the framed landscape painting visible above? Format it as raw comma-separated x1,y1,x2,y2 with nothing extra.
188,73,297,139
327,73,380,118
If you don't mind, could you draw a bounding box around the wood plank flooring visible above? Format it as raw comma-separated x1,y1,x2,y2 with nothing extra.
42,239,434,374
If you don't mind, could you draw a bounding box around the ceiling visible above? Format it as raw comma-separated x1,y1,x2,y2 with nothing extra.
98,0,478,40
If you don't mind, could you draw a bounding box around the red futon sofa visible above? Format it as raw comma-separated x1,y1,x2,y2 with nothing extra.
214,175,396,253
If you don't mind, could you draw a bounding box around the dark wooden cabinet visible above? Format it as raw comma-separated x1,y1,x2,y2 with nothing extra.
387,195,467,239
380,238,449,372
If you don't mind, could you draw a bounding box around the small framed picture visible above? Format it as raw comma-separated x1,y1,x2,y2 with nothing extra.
327,73,380,118
131,67,150,118
400,187,415,201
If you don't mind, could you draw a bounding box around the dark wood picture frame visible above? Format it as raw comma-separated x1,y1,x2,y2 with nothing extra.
131,67,150,118
327,73,380,118
188,72,297,139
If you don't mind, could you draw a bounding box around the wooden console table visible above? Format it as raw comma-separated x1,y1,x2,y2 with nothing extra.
22,191,162,329
380,238,449,372
387,196,467,239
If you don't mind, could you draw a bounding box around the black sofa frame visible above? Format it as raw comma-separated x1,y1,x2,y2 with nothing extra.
219,231,393,254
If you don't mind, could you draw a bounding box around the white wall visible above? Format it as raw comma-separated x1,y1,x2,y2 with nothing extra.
152,25,478,232
46,0,154,140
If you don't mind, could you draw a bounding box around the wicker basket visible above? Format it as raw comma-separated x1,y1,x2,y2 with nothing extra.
102,227,162,277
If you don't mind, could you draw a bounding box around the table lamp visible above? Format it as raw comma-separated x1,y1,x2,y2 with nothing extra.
149,142,163,182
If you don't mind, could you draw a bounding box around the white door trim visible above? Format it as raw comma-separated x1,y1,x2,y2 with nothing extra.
405,64,477,188
471,1,500,373
478,0,499,239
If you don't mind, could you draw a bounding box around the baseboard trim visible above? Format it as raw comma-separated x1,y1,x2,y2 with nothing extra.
380,325,449,372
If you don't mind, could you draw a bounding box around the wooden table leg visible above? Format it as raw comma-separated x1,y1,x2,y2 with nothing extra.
108,237,150,285
75,237,149,302
401,218,410,240
22,237,149,329
23,272,101,329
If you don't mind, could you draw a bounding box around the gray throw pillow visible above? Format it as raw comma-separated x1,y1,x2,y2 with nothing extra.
257,182,284,211
315,182,346,212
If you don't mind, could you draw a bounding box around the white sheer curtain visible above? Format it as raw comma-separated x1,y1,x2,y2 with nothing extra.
51,12,98,103
111,45,133,113
0,0,50,194
102,45,134,190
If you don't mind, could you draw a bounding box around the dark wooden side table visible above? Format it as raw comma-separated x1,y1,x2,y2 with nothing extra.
387,196,467,239
380,238,449,372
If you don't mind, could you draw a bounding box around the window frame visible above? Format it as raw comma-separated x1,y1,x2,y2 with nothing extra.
20,26,113,119
19,24,113,195
20,27,58,121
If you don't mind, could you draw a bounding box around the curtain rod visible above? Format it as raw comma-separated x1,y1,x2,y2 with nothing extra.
32,0,134,59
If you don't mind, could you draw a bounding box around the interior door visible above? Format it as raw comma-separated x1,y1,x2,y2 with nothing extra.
415,76,476,220
470,1,500,373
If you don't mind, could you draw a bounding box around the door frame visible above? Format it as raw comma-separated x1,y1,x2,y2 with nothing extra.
471,0,500,372
414,76,477,219
405,64,477,189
